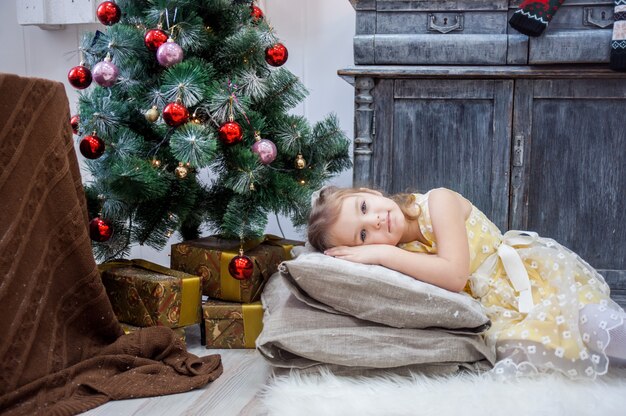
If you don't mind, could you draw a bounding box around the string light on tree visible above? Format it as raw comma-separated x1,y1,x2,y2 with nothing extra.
79,133,106,159
96,1,121,26
68,63,92,89
190,109,207,125
265,43,288,67
228,249,254,280
151,158,162,168
70,115,80,135
89,217,113,242
92,53,119,87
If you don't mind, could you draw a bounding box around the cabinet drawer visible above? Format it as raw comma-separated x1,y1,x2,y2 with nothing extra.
511,0,614,64
354,0,514,65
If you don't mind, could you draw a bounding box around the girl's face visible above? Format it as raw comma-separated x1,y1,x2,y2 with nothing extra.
328,192,406,247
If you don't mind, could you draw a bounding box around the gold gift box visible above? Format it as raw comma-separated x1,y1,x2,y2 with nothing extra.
99,259,202,328
171,235,302,303
202,300,263,349
120,322,186,344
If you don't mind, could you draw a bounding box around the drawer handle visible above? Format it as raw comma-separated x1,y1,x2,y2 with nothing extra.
583,8,613,29
428,14,464,34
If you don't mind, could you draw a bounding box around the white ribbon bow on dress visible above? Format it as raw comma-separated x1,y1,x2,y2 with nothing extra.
474,230,538,314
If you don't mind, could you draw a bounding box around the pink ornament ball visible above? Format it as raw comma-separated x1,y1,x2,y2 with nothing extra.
251,138,277,164
92,59,119,87
156,39,184,67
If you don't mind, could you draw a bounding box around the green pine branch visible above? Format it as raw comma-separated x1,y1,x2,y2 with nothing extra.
80,0,352,261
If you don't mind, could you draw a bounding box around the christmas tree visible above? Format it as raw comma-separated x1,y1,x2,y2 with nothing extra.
70,0,351,261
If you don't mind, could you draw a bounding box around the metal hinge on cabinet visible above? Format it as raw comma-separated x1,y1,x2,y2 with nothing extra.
513,134,524,167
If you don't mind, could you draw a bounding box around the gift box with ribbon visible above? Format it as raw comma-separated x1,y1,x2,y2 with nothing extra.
99,259,202,328
119,322,186,344
170,235,302,303
202,300,263,349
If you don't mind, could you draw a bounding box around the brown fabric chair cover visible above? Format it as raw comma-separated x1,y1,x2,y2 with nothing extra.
0,73,222,415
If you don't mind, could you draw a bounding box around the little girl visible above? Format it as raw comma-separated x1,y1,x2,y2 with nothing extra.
307,186,626,379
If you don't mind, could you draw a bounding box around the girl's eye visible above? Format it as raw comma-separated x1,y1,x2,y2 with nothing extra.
360,200,367,214
360,229,366,242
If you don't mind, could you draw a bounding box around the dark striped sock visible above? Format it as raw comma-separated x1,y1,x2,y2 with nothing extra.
611,1,626,70
509,0,565,37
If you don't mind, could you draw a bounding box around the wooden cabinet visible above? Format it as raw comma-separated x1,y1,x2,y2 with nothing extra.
339,66,626,306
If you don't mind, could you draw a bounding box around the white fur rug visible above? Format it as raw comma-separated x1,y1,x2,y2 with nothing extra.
258,368,626,416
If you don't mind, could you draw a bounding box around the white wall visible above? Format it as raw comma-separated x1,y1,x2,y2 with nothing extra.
0,0,355,266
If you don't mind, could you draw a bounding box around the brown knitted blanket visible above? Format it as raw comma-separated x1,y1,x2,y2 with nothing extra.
0,74,223,415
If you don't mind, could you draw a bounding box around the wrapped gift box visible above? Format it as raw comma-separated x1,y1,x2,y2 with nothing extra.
99,259,202,328
202,300,263,349
171,235,302,303
120,322,186,344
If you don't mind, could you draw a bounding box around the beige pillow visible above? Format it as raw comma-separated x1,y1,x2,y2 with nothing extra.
279,250,489,331
257,273,495,371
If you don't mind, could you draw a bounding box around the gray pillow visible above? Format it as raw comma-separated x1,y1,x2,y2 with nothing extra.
279,250,490,331
257,273,495,371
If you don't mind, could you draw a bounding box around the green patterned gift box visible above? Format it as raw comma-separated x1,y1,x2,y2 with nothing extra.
99,259,202,328
171,235,302,303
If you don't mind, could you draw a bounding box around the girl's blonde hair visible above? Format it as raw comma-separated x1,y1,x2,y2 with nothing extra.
307,186,421,252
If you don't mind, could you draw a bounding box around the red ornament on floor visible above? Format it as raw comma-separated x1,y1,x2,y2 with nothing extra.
97,1,121,26
228,251,254,280
68,65,92,89
89,217,113,242
144,28,168,51
218,120,243,145
79,134,105,159
70,114,80,135
162,102,189,127
265,43,288,67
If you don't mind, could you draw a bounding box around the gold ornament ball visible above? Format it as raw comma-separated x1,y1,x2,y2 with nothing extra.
145,106,159,123
175,162,189,179
295,154,307,169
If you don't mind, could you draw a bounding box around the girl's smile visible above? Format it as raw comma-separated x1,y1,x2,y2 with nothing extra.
328,192,407,247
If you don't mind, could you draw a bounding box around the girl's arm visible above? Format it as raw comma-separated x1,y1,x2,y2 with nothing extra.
326,188,471,292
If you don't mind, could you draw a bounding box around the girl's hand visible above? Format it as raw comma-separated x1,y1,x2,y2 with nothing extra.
324,244,391,265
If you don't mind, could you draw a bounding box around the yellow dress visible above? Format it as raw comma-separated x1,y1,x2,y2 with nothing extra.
399,189,625,379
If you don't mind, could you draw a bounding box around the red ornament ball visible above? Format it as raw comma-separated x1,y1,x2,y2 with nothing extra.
265,43,288,67
218,120,243,145
96,1,121,26
251,5,264,21
79,134,105,159
89,217,113,242
228,254,254,280
70,114,80,135
144,28,168,51
162,102,189,127
67,65,92,89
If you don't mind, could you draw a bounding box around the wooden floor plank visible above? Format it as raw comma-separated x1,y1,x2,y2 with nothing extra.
81,326,270,416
